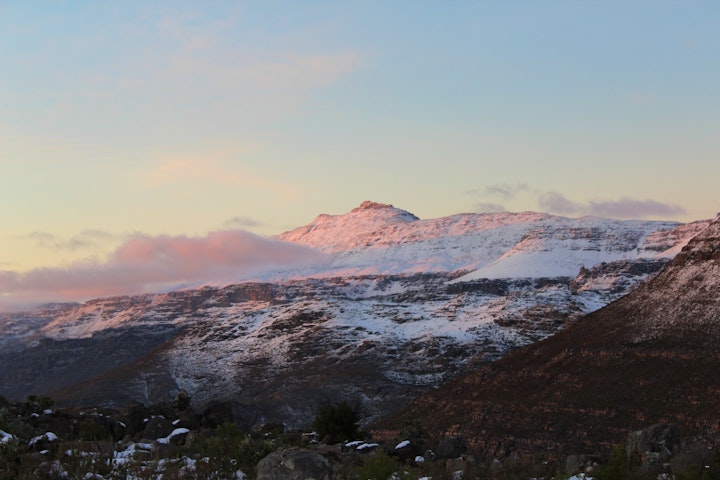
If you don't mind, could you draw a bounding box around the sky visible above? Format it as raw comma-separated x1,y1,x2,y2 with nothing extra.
1,1,719,309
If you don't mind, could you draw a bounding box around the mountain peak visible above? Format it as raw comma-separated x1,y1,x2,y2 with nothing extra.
350,201,420,220
353,200,395,211
278,201,421,253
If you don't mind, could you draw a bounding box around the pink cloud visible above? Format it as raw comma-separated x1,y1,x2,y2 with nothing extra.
0,230,328,312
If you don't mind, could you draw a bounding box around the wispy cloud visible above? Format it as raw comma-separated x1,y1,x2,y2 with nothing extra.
0,230,328,311
537,192,583,215
474,202,506,213
138,156,300,197
223,216,263,229
469,183,687,219
22,230,119,251
466,183,529,200
538,192,686,219
467,183,530,212
486,183,529,200
587,198,686,218
114,10,366,121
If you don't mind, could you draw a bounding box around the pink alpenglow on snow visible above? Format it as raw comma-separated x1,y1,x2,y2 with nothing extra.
0,230,328,311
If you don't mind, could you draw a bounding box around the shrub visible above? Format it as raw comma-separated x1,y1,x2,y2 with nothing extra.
79,420,109,441
312,401,361,444
355,451,406,480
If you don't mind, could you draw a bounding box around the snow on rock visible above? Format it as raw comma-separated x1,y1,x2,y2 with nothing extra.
395,440,411,449
567,474,593,480
157,427,190,445
113,442,153,465
28,432,58,447
0,429,16,443
356,442,380,451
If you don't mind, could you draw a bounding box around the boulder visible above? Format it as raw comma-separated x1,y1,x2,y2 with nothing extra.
172,389,191,412
142,416,173,440
256,448,334,480
437,436,467,459
393,439,422,461
626,424,681,467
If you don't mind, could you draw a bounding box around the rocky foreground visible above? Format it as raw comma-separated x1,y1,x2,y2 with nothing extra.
3,394,720,480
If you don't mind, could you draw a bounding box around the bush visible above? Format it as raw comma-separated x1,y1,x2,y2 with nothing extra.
312,401,361,444
79,420,109,441
355,451,406,480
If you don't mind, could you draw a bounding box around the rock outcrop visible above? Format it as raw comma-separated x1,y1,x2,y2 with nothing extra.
256,448,335,480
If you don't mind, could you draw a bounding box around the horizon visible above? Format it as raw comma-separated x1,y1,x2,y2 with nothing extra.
2,2,719,309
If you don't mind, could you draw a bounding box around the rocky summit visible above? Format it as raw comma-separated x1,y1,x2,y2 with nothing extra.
375,214,720,464
0,203,711,431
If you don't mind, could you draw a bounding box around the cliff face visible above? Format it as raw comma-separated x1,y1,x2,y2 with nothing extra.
377,216,720,462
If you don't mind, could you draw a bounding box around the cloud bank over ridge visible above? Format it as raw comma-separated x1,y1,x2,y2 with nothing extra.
0,230,328,311
469,183,686,219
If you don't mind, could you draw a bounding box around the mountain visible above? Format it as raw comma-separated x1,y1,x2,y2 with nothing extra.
375,214,720,462
279,201,705,278
0,202,711,429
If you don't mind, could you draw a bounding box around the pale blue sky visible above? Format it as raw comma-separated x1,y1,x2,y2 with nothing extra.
1,1,719,281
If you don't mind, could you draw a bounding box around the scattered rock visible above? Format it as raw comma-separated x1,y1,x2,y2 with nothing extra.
565,454,600,475
446,454,475,478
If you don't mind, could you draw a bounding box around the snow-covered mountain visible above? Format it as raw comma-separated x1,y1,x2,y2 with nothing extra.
279,200,702,278
0,202,711,428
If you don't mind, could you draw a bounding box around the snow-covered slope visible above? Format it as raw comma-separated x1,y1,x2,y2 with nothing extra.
280,201,706,278
0,201,712,428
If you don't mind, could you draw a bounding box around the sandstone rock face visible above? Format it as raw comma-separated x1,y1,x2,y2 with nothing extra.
256,448,334,480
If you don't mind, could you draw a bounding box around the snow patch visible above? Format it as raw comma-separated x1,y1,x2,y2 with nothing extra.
157,427,190,444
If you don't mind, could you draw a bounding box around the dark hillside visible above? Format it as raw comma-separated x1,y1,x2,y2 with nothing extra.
375,215,720,462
